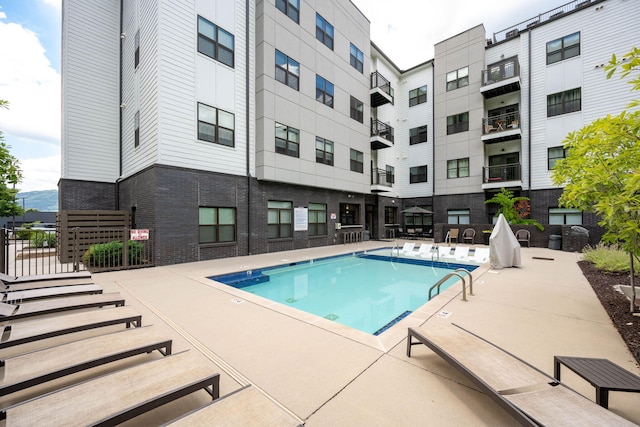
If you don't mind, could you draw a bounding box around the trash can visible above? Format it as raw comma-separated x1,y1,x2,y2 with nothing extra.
548,234,562,250
564,226,589,252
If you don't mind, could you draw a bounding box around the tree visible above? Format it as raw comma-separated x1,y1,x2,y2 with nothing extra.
484,188,544,230
0,100,24,217
552,47,640,312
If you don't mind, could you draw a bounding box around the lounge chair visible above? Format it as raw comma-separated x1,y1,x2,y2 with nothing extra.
165,385,302,426
406,323,637,426
451,246,470,261
437,246,452,259
0,326,171,397
2,283,103,303
399,242,416,255
1,277,94,293
470,247,490,264
0,271,92,284
0,292,125,321
1,351,220,426
0,305,141,350
417,244,434,258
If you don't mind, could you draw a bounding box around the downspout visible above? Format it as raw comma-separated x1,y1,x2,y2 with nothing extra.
117,0,124,210
527,29,532,199
245,0,251,255
431,59,436,223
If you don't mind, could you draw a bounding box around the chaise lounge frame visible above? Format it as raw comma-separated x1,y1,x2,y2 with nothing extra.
0,292,125,321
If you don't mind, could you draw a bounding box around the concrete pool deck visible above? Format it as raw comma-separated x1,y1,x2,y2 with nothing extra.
3,240,639,425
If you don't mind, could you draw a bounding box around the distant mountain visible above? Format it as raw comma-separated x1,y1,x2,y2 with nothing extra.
16,190,58,212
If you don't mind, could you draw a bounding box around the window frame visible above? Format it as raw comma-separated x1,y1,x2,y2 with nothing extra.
350,96,364,123
275,50,300,91
350,149,363,173
268,200,293,239
547,88,581,117
276,0,300,23
409,85,427,107
308,203,327,236
448,209,470,225
409,165,428,184
316,14,334,50
197,16,235,68
199,207,237,244
446,112,469,135
447,158,470,179
275,122,299,158
546,32,580,65
446,66,469,91
385,164,395,184
134,111,140,148
350,43,364,73
315,136,334,166
549,207,582,225
197,102,235,147
134,30,140,69
316,75,334,108
548,146,568,169
409,125,428,145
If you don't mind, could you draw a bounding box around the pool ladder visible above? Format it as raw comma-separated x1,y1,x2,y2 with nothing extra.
428,268,474,302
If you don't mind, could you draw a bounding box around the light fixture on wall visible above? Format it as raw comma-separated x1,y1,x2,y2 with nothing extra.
120,33,126,39
120,103,127,109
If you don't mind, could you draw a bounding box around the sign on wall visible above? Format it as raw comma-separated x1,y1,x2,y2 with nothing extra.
130,229,149,240
294,207,308,231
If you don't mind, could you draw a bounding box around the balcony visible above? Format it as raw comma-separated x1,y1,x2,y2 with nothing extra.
482,163,522,190
481,58,521,98
481,112,521,144
370,119,394,150
370,71,394,107
371,168,394,193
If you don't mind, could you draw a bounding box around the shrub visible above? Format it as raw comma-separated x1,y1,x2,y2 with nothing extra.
29,231,56,248
582,243,631,273
82,240,145,269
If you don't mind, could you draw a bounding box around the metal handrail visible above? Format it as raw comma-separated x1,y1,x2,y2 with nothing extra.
428,267,474,301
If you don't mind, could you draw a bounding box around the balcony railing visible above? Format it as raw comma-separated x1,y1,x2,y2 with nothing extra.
371,168,394,187
370,71,394,106
482,163,521,183
482,112,520,135
482,59,520,86
370,119,394,143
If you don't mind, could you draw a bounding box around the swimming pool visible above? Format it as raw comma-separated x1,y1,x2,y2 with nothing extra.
210,250,476,335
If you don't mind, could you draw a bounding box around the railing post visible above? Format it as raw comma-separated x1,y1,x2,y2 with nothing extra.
0,229,6,274
123,228,130,268
72,227,80,272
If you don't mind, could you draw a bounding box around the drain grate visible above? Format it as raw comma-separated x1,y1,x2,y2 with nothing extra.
324,313,339,321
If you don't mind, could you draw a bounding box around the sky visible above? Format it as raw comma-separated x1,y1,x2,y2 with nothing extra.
0,0,570,192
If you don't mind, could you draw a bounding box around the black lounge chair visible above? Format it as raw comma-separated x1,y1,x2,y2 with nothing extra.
2,284,103,303
0,292,125,321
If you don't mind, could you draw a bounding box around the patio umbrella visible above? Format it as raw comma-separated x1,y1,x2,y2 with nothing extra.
400,206,433,214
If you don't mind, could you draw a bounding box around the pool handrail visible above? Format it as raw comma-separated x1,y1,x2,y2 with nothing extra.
428,268,474,301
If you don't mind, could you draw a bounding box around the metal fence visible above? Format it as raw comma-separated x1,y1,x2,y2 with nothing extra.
1,227,155,277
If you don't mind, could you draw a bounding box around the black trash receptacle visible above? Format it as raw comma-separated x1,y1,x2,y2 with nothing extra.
549,234,562,250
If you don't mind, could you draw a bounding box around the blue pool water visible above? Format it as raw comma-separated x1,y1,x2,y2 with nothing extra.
210,251,476,335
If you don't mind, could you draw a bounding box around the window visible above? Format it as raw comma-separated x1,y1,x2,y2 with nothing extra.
547,32,580,65
134,30,140,68
446,67,469,91
316,75,334,108
547,88,581,117
549,208,582,225
548,146,568,169
410,165,428,183
409,85,427,106
316,14,334,50
350,43,363,73
448,209,470,224
197,16,234,68
384,206,397,225
350,96,363,123
340,203,360,225
308,203,327,236
199,207,236,243
447,112,469,134
350,149,363,173
405,206,433,230
275,123,299,157
447,158,469,178
198,103,235,147
268,201,292,239
276,0,299,23
385,165,395,184
409,125,428,145
315,137,334,166
275,50,299,90
134,111,140,148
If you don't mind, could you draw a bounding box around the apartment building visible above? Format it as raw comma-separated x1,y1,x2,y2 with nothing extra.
60,0,639,265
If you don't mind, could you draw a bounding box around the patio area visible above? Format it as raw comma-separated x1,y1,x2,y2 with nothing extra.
2,240,639,425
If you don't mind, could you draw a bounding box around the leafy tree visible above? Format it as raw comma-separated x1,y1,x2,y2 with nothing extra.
0,100,24,217
484,188,544,230
552,47,640,312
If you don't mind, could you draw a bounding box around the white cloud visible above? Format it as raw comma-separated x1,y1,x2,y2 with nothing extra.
20,155,60,191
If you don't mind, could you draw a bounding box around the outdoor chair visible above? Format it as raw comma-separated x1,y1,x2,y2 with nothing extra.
462,228,476,244
515,229,530,247
446,228,459,244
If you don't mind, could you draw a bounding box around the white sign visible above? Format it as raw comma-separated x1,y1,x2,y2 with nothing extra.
294,207,308,231
130,229,149,240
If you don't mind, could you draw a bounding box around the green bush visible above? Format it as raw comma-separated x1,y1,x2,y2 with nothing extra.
29,232,56,248
582,243,631,273
82,240,145,268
